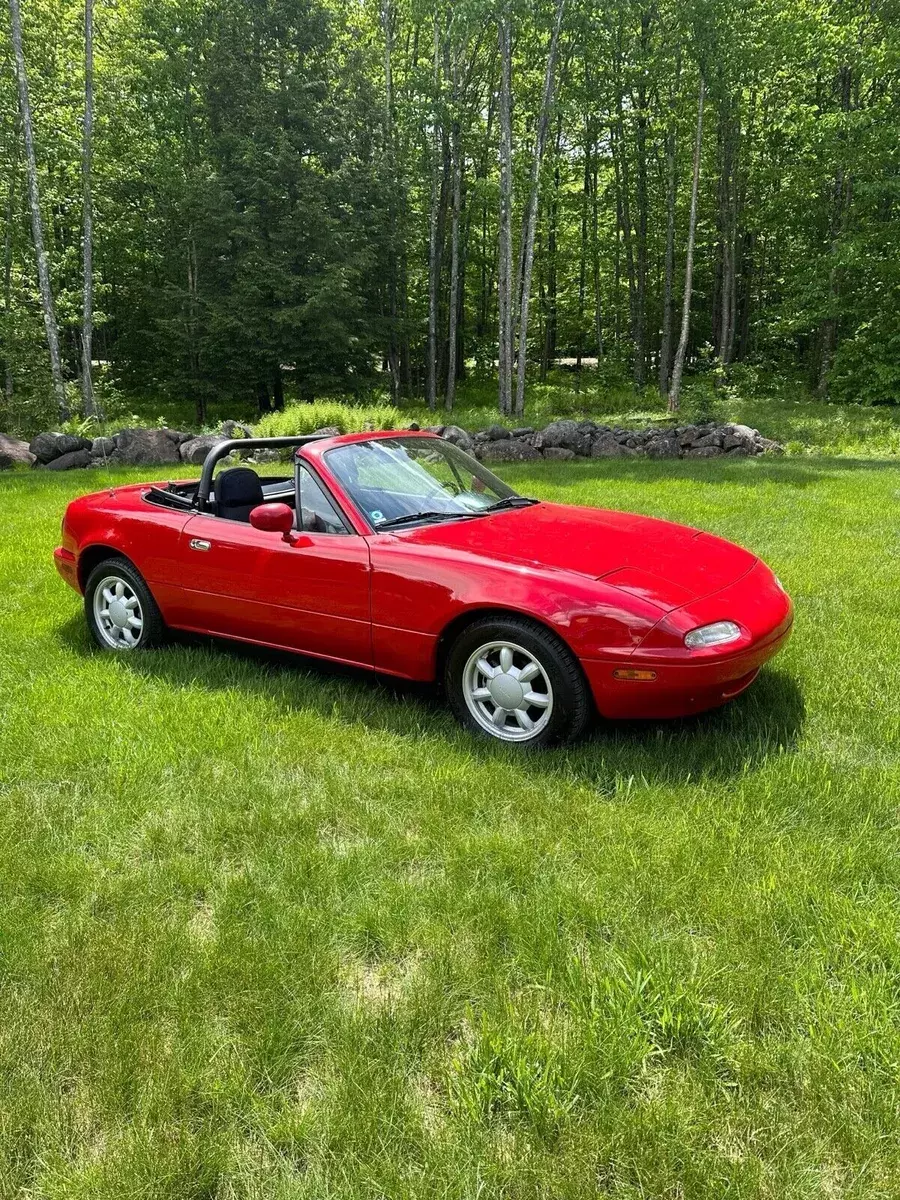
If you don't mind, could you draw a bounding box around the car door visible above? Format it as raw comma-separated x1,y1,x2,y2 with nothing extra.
173,465,373,668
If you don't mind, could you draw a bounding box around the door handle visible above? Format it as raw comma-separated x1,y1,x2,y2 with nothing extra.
189,538,211,552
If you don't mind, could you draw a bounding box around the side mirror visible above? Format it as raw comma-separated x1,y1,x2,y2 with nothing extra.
249,502,295,541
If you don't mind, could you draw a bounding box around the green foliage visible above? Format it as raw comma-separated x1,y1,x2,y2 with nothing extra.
2,0,899,431
255,401,403,437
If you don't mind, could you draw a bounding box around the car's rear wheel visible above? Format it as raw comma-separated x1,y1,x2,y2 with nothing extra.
445,616,591,747
84,557,166,652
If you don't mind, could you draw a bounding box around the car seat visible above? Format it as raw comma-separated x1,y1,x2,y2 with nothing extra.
215,467,264,522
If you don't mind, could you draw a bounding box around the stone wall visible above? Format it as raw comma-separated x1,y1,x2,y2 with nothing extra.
0,418,782,472
426,419,782,463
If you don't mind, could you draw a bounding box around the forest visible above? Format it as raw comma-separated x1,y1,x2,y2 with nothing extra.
1,0,898,432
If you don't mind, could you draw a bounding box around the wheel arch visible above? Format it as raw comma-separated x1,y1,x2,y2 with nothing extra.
77,544,134,592
435,605,576,679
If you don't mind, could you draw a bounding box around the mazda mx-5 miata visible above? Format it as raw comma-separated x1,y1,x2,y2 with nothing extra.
55,431,793,747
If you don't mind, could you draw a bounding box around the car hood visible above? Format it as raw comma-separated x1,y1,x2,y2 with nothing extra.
396,502,756,609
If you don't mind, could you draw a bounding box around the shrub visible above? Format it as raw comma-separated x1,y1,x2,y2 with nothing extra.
255,401,404,438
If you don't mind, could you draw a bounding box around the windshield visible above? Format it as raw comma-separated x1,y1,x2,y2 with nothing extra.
325,437,521,528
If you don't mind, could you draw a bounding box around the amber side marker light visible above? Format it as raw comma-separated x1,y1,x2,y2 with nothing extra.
612,668,658,682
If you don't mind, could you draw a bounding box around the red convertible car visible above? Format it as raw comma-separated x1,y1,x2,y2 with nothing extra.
54,431,793,747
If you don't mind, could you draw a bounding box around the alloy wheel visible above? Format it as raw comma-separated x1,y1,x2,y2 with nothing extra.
93,575,144,649
462,640,554,742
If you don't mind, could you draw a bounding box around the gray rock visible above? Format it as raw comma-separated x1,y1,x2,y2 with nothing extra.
90,436,117,458
758,437,784,455
180,433,226,465
44,448,92,471
312,426,342,437
440,424,475,455
221,419,254,439
511,426,535,437
676,426,699,448
480,423,510,441
406,422,421,431
591,432,628,458
693,431,724,449
0,434,35,469
29,431,92,463
685,446,723,458
542,446,576,461
727,423,758,443
115,427,182,465
425,425,445,436
539,419,593,457
645,433,680,459
478,438,541,463
725,445,750,457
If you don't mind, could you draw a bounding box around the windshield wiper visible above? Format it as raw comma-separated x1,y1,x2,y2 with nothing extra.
375,510,479,530
484,495,539,512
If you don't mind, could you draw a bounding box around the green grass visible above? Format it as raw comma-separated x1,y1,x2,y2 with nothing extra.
1,455,899,1197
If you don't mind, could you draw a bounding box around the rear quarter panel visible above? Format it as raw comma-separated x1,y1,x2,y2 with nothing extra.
64,485,192,616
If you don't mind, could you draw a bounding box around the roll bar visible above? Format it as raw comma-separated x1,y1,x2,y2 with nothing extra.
195,434,331,508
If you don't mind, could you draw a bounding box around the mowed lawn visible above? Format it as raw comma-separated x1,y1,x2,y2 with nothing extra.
0,455,898,1199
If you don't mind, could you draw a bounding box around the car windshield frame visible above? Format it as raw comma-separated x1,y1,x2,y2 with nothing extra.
323,435,523,531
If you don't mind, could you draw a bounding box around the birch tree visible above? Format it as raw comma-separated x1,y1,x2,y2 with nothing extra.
513,0,564,417
425,14,442,411
667,75,705,414
496,12,513,416
2,114,19,404
8,0,68,419
445,57,462,412
81,0,99,416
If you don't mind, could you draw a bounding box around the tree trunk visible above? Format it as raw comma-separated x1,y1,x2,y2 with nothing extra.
576,124,589,375
256,379,270,415
81,0,99,417
658,126,676,395
445,63,462,411
613,107,638,379
714,104,740,375
381,0,401,400
8,0,68,419
187,234,204,424
426,14,442,411
817,64,852,397
632,9,651,389
2,117,19,405
513,0,564,417
497,14,513,416
271,367,284,410
667,76,705,414
589,113,603,360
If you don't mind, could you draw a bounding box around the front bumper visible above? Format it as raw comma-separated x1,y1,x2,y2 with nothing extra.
583,621,791,719
54,546,81,593
584,563,794,719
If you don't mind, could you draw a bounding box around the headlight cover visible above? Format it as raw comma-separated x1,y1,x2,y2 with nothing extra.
684,620,742,649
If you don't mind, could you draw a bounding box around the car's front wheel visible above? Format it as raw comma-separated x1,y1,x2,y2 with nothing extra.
84,557,166,652
445,616,592,747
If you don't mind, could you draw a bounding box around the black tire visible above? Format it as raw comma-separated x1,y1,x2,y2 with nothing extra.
444,615,592,748
84,556,167,652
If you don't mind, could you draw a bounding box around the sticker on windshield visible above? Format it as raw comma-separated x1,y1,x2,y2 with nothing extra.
371,510,384,524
